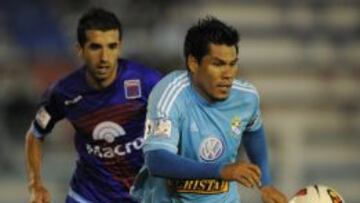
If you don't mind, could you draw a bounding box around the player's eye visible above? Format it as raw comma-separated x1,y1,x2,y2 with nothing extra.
229,61,238,67
229,59,238,67
212,60,225,67
108,43,118,50
89,43,102,50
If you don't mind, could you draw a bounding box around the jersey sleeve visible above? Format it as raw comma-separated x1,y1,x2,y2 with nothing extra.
31,84,65,139
142,77,181,154
245,89,263,132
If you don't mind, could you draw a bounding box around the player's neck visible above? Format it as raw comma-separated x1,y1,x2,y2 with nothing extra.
86,68,118,90
191,82,215,104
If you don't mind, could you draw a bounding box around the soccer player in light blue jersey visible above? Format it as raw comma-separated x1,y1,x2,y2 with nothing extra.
25,8,161,203
131,17,288,203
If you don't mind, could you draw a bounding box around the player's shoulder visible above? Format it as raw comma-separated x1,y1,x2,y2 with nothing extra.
231,79,259,99
123,59,161,78
148,70,189,113
150,70,189,95
50,68,85,94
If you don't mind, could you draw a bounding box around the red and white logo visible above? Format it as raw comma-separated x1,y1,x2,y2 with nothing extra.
124,79,141,99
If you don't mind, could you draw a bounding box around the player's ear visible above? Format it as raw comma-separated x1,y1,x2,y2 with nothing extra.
117,41,122,56
187,55,199,74
76,43,83,57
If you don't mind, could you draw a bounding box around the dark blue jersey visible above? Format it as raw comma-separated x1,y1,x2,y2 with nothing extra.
32,59,161,203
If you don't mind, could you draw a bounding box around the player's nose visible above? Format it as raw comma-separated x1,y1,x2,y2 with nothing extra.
100,49,110,62
222,66,236,80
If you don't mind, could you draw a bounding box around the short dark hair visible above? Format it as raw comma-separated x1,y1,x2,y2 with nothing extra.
77,7,122,47
184,16,240,64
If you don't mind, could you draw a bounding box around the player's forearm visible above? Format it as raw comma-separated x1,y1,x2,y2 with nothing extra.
145,149,223,179
243,126,272,186
25,130,44,188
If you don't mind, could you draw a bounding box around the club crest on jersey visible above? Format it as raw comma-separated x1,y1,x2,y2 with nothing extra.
124,79,141,99
92,121,126,143
231,116,242,136
199,137,224,161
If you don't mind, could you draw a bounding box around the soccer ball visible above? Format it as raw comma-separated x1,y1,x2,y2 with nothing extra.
289,185,344,203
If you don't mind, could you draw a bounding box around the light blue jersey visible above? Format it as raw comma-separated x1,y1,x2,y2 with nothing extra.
131,70,262,203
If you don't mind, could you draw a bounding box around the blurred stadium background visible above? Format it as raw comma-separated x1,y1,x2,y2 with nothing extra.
0,0,359,202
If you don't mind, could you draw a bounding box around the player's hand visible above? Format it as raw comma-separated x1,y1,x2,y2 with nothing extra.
29,184,50,203
220,161,261,188
260,185,288,203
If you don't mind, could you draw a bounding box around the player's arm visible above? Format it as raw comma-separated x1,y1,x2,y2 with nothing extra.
243,125,288,203
145,149,261,188
25,127,50,203
144,106,260,184
25,86,63,203
243,125,271,186
145,149,222,179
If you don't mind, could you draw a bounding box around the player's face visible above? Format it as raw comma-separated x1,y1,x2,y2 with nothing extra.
79,29,121,88
189,43,238,102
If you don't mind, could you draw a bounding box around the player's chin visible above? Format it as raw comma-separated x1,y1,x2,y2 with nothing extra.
94,72,111,81
214,92,230,101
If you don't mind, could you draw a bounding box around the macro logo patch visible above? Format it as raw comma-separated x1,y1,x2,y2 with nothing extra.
199,137,224,161
92,121,126,143
124,79,142,99
88,121,143,159
231,116,242,136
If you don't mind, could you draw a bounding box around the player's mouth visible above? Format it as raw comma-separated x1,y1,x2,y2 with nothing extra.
97,65,110,74
217,84,232,91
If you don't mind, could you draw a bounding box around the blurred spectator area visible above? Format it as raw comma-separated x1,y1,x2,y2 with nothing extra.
0,0,359,202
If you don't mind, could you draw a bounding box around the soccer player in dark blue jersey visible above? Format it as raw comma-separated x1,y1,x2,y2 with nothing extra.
25,8,161,203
